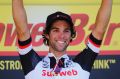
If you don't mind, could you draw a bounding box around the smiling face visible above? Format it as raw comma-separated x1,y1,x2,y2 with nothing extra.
46,20,72,56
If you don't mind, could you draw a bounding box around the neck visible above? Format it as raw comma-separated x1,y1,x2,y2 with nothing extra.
49,49,66,59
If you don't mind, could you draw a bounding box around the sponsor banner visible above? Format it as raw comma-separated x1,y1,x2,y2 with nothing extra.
0,55,120,79
0,1,120,79
0,5,120,56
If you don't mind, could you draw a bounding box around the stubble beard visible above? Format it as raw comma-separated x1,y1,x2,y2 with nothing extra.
49,41,69,53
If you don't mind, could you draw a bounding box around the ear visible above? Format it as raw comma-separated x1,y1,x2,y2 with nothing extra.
70,37,73,42
45,34,49,39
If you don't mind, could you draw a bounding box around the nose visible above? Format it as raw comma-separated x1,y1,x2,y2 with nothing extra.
58,31,65,39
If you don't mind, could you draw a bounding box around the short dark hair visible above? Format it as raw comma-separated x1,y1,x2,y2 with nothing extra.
42,11,76,45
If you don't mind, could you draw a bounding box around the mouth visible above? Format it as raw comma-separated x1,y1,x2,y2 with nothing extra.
57,41,65,44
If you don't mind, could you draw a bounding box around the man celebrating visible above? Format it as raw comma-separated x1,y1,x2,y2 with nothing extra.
12,0,112,79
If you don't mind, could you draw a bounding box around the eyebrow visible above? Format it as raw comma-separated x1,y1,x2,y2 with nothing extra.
50,27,59,30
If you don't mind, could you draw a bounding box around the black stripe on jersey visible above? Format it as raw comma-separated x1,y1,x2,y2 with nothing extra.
73,46,98,72
89,33,102,45
49,57,56,68
49,57,65,68
58,58,65,68
18,37,32,46
20,49,42,75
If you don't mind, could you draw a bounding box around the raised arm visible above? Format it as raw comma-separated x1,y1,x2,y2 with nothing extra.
92,0,112,40
73,0,112,72
12,0,30,41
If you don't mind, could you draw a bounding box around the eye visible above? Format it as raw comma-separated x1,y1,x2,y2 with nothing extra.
52,29,59,32
64,29,70,33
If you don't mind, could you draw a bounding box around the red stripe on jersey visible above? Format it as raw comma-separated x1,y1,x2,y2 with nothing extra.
19,42,32,49
88,38,100,48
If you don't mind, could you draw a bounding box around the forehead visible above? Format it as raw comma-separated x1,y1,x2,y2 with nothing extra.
52,20,70,29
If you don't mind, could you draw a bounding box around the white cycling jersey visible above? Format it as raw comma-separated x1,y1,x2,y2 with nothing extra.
18,33,102,79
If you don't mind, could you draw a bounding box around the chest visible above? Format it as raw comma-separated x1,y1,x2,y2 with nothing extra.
25,61,90,79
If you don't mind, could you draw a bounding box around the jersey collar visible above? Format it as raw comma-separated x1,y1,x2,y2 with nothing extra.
47,52,69,60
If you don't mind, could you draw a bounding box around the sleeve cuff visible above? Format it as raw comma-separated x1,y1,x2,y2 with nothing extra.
87,33,102,53
89,33,102,47
17,37,32,55
18,37,32,49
